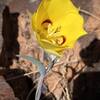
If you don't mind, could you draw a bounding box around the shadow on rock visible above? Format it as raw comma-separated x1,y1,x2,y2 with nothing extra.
3,68,56,100
72,71,100,100
80,39,100,67
0,6,19,67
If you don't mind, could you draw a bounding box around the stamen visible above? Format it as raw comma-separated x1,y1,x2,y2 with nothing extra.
41,19,52,30
56,36,66,45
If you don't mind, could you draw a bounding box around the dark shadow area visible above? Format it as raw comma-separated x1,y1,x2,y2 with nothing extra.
28,88,56,100
0,6,55,100
80,39,100,67
2,68,56,100
3,68,33,100
72,72,100,100
0,6,19,67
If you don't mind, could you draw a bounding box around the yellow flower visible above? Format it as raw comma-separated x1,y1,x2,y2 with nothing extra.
32,0,86,56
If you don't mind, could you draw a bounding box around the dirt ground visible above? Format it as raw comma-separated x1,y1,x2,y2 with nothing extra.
0,0,100,100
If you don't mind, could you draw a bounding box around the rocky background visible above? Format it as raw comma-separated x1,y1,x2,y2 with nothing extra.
0,0,100,100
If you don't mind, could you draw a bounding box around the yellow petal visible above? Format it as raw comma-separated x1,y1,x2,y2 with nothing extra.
32,0,87,57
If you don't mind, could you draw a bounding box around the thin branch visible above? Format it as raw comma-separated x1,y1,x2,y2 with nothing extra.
26,84,37,100
80,9,100,21
6,71,35,81
41,78,62,100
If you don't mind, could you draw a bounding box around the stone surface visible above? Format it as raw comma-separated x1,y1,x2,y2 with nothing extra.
0,13,3,51
0,0,100,100
0,76,19,100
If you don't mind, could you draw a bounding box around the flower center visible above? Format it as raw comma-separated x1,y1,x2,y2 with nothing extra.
56,36,66,45
41,19,52,30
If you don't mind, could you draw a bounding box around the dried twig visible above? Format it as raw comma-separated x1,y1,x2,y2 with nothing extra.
65,84,71,100
6,71,35,81
26,84,37,100
80,9,100,21
41,78,62,100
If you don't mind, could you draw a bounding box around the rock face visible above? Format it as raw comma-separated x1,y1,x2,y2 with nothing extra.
0,13,3,52
0,6,19,67
0,76,18,100
0,1,4,52
0,0,14,51
0,0,100,100
0,0,41,68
